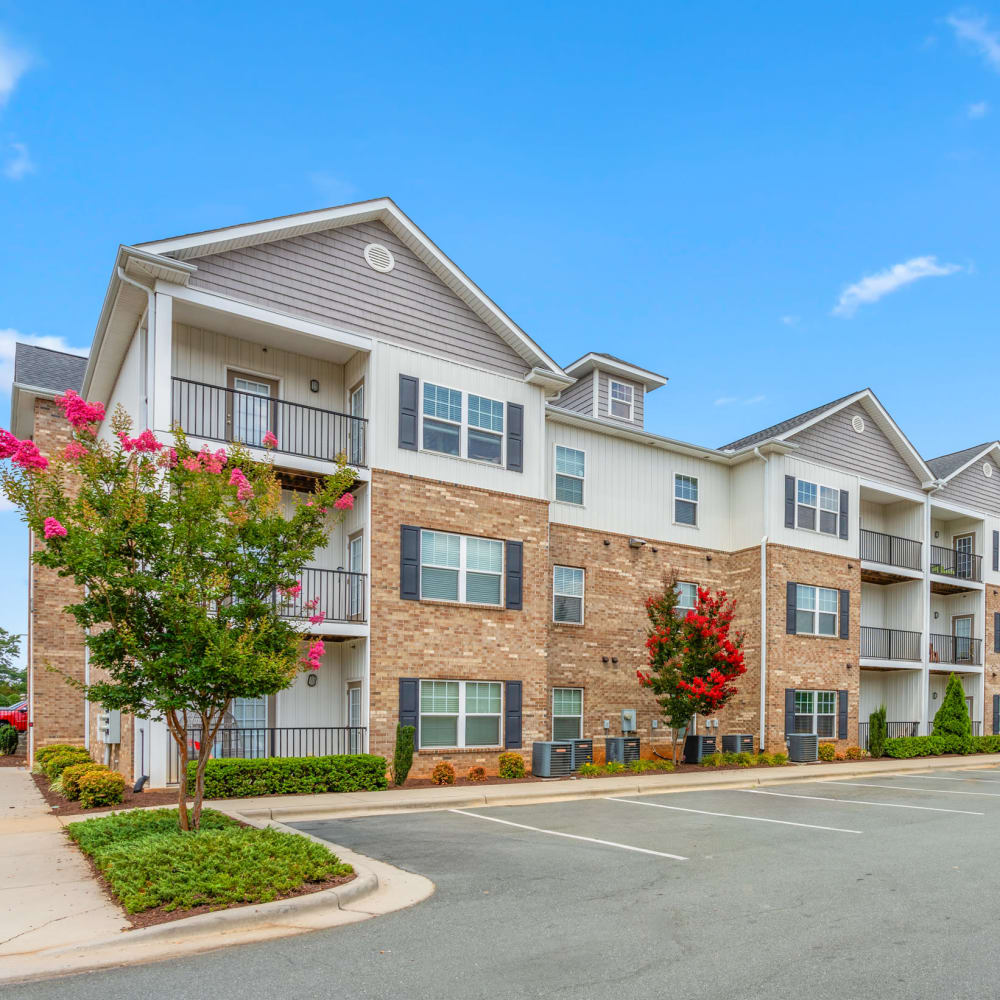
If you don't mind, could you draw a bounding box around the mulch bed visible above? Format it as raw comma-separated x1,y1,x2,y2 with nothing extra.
0,754,27,768
31,772,181,816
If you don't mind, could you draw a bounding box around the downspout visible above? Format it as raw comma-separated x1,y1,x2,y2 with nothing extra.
753,447,768,751
115,267,154,428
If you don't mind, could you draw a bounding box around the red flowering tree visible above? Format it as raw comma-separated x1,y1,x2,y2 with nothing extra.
637,579,747,763
0,394,355,829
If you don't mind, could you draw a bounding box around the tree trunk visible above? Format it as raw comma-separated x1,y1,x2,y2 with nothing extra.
165,709,190,831
191,704,230,830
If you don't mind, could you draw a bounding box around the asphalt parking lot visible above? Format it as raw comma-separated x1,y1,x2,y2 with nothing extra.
10,767,1000,1000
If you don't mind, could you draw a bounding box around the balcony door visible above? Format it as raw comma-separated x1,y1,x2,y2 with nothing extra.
347,683,362,753
954,533,974,580
227,371,278,449
953,614,974,662
348,532,364,620
349,382,365,466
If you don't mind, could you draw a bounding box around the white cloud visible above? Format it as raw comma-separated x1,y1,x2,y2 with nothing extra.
714,394,766,407
967,99,990,117
0,35,30,108
3,142,33,180
832,256,962,317
308,172,356,204
948,11,1000,70
780,315,800,326
0,329,88,396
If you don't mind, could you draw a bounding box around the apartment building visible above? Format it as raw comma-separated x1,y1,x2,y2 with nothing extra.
12,198,1000,783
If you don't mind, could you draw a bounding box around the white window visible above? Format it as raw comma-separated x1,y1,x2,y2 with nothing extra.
555,445,585,505
420,679,502,748
420,530,503,606
796,585,839,636
422,382,462,456
793,690,837,738
674,474,698,526
609,380,634,420
467,394,504,465
796,480,840,536
675,581,698,615
553,566,584,624
552,687,583,740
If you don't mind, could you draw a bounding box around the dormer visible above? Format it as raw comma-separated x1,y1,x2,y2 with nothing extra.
554,353,667,429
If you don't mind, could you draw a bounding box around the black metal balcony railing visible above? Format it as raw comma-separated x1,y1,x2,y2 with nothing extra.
858,721,919,748
929,632,983,666
859,528,922,571
166,725,367,784
277,568,367,624
859,625,922,661
930,544,982,583
171,377,367,467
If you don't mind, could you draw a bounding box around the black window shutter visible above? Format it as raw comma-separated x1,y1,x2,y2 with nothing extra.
504,680,523,748
784,688,796,736
400,525,421,600
993,693,999,736
784,476,795,529
839,589,850,640
398,375,418,451
837,690,848,739
993,530,999,572
399,678,419,749
786,581,797,634
995,612,1000,654
505,541,523,610
839,490,849,540
506,403,524,472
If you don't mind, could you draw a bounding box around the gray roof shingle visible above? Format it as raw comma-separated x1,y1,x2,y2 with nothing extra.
719,390,864,451
926,443,995,480
14,344,87,395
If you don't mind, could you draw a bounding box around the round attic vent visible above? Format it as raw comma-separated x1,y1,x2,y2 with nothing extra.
363,243,395,273
851,415,865,434
985,462,993,479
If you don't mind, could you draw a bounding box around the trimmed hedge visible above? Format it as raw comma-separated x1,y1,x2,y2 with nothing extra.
62,762,110,800
189,753,388,799
78,769,126,809
35,743,85,764
45,749,94,781
884,734,1000,759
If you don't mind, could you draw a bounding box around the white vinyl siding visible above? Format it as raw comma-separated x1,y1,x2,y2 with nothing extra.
794,690,836,738
552,687,583,740
555,445,585,505
553,566,584,624
796,585,839,636
420,530,503,606
674,474,698,526
420,679,502,749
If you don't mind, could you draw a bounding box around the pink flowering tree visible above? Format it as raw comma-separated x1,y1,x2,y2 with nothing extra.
0,395,355,830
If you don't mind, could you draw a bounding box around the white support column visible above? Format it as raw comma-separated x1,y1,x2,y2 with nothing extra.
920,498,932,734
980,583,987,734
151,292,173,433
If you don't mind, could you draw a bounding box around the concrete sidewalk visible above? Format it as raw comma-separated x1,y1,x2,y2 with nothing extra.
0,764,127,960
224,752,1000,822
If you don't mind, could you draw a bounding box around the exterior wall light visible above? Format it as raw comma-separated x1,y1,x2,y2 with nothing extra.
310,379,320,393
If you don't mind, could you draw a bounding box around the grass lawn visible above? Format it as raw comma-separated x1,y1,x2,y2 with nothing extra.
66,808,353,915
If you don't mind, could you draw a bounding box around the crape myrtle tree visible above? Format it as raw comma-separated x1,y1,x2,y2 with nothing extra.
637,578,747,763
0,627,24,703
0,393,355,830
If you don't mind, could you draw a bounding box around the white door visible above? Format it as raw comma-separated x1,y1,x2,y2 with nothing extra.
349,533,364,619
232,697,267,758
232,376,273,447
349,383,365,465
348,684,362,753
953,615,973,662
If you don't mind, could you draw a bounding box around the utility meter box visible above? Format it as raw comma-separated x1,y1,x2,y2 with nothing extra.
621,708,637,732
97,709,121,744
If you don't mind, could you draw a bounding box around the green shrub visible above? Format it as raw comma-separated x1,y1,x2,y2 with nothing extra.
699,753,724,768
628,758,660,773
392,724,414,787
652,757,675,771
497,752,526,779
35,743,84,764
818,743,836,762
467,765,487,782
69,814,351,914
868,704,888,759
934,673,973,740
578,762,604,778
62,762,109,800
190,754,388,799
844,745,865,760
45,749,93,781
973,735,1000,753
78,769,126,809
604,760,625,774
771,753,788,766
0,724,19,756
431,761,455,785
735,752,754,767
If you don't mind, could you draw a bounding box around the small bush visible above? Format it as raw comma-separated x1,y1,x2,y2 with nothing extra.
652,757,675,771
735,752,754,767
431,761,456,785
466,765,487,782
699,753,724,768
974,735,1000,753
0,724,19,756
393,724,414,787
191,754,388,799
62,762,109,800
818,743,836,762
869,705,888,759
755,752,774,767
845,746,864,760
497,752,526,779
604,760,625,774
45,749,93,781
628,758,659,773
35,743,84,764
578,762,604,778
934,673,972,740
78,769,126,809
771,753,788,766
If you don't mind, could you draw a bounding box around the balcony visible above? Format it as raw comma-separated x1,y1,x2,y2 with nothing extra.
929,632,982,666
929,544,982,586
171,377,367,467
858,721,919,748
277,568,367,624
859,528,922,573
860,625,922,662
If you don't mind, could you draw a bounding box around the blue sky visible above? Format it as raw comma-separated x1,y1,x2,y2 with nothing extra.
2,2,1000,665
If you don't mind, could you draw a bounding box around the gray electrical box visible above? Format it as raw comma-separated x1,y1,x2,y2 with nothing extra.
97,709,121,744
621,708,637,732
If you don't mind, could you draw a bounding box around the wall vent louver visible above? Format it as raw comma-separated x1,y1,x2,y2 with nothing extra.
363,243,395,273
851,415,865,434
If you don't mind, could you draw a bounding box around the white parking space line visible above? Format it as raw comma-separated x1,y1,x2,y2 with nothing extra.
902,773,1000,784
605,797,862,834
448,809,688,860
741,789,984,815
826,780,1000,798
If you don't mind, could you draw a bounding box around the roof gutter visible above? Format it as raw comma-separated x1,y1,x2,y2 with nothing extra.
753,446,768,752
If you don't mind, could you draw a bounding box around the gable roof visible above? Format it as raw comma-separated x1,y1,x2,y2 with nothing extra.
135,197,565,380
927,442,1000,482
564,352,668,390
720,390,862,451
13,343,87,394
